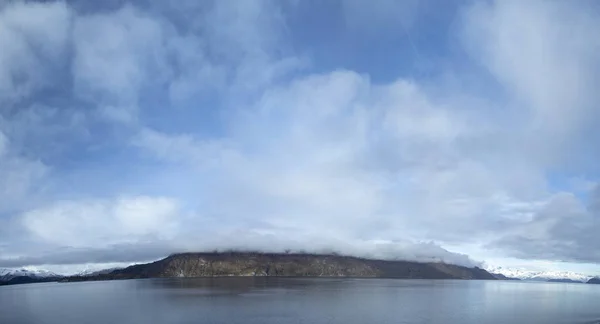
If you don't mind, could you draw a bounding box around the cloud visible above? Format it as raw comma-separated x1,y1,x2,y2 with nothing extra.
0,153,47,214
173,233,481,268
133,70,534,254
0,1,71,105
490,187,600,264
72,4,174,124
0,234,479,269
457,0,600,264
1,0,600,273
21,196,180,247
0,242,174,268
0,128,48,216
462,0,600,165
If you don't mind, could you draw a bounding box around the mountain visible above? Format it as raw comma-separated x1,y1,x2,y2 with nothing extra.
547,279,583,283
76,267,122,277
0,267,125,286
486,266,591,283
0,268,63,286
489,272,520,280
0,268,62,281
64,252,496,282
0,276,61,286
587,277,600,284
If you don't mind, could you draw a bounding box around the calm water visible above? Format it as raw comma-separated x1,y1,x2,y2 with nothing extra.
1,278,599,324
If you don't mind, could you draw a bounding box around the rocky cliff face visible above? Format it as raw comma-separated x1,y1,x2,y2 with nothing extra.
71,252,496,281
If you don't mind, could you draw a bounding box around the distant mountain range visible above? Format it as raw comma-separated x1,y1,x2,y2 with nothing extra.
0,268,63,286
75,267,123,277
1,252,497,286
0,268,61,280
547,279,584,283
486,266,594,283
4,254,600,287
0,267,128,286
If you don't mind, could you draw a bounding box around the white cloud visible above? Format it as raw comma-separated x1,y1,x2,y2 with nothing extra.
173,231,480,268
0,128,48,215
135,69,530,252
0,1,71,105
72,5,170,123
0,130,7,156
132,128,239,168
166,35,225,104
1,0,600,274
488,186,600,264
452,0,600,265
21,196,180,247
462,0,600,163
0,156,47,215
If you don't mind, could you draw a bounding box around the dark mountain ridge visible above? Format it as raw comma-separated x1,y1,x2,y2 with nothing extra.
490,273,520,280
548,279,583,283
0,276,61,286
587,277,600,284
65,252,496,282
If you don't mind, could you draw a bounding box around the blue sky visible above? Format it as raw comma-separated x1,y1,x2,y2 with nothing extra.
1,0,600,275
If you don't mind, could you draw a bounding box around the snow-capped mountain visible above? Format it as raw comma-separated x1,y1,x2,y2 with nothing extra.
0,268,62,281
486,266,593,282
76,267,121,277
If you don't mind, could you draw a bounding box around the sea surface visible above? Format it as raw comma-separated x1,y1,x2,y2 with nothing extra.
1,278,599,324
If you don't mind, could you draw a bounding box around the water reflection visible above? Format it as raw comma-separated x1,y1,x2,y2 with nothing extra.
1,278,599,324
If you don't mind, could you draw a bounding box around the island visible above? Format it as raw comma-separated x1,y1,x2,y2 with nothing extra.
62,252,496,282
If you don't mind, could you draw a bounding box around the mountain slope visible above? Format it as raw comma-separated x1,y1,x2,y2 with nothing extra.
0,276,61,286
489,272,520,280
0,269,63,286
0,268,62,281
547,279,583,283
66,252,496,281
76,267,122,277
587,277,600,284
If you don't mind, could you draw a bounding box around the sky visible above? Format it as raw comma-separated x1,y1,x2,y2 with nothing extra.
1,0,600,275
